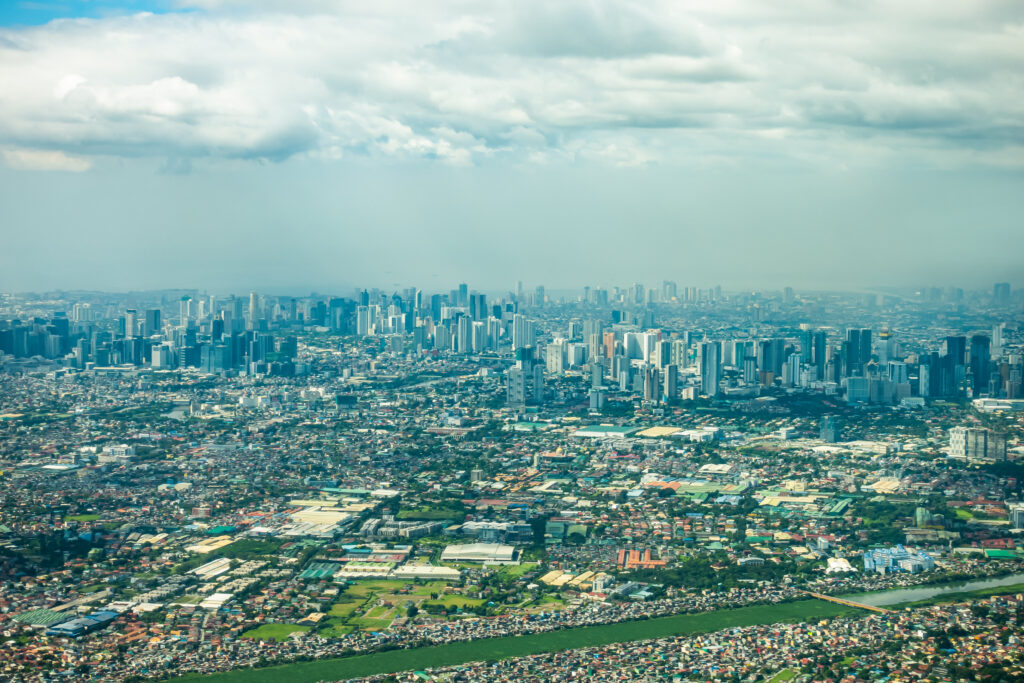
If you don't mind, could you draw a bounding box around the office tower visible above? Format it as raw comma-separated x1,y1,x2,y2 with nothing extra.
545,340,565,374
887,361,909,384
820,416,840,443
532,364,545,403
943,335,966,364
643,365,661,402
583,318,604,343
457,283,469,307
992,323,1005,358
876,327,896,364
784,353,802,387
970,334,991,394
453,315,471,354
949,426,1006,463
603,331,617,360
1007,355,1023,399
843,328,872,376
663,363,678,400
700,341,721,397
742,355,758,384
144,309,161,337
757,338,785,378
486,317,502,350
512,314,535,350
248,291,259,329
469,293,487,321
151,343,173,369
124,309,137,338
277,335,298,359
428,293,442,322
179,296,193,323
434,324,451,351
993,282,1011,306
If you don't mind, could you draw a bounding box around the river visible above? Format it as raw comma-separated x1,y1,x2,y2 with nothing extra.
845,572,1024,607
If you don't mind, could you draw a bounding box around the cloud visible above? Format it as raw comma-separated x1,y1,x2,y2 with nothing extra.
2,147,92,171
0,0,1021,170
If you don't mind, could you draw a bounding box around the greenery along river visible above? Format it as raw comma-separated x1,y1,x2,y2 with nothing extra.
186,599,853,683
186,575,1024,682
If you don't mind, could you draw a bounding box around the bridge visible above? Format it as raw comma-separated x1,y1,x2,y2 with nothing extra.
803,591,893,614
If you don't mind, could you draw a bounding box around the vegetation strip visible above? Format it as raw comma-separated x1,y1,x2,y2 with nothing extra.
187,599,853,682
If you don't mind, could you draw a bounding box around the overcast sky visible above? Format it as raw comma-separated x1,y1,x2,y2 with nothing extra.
1,0,1022,294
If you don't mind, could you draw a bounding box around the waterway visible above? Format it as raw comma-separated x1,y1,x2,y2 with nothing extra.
846,572,1024,607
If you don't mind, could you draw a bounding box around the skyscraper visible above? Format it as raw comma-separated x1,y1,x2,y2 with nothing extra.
124,309,137,338
970,334,991,394
700,341,721,397
144,309,161,337
993,282,1011,306
248,291,259,329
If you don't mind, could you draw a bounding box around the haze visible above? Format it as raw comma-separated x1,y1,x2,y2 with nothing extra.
1,0,1022,293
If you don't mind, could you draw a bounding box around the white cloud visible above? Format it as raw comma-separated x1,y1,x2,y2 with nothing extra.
0,0,1021,169
2,148,92,171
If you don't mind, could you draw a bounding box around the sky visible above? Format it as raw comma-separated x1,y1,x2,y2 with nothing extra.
1,0,1022,294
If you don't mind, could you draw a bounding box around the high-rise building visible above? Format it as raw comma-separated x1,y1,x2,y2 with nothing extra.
970,334,991,394
512,314,536,350
124,309,137,338
506,367,525,407
949,426,1006,463
545,340,565,374
663,363,678,401
700,341,721,397
456,315,472,354
784,353,802,387
993,282,1011,306
820,416,840,443
248,291,259,329
144,309,161,337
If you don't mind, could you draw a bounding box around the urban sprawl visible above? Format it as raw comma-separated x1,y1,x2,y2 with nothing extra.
1,282,1023,682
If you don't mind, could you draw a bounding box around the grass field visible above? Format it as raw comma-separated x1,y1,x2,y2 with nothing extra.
327,600,363,618
421,595,484,609
343,580,407,598
65,513,100,522
396,508,463,521
768,669,798,682
187,599,854,682
240,624,310,642
495,562,538,581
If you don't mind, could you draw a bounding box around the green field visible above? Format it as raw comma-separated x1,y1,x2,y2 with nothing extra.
343,580,407,597
768,669,798,682
187,599,854,682
396,508,463,520
240,624,310,642
65,513,100,522
421,595,484,609
495,562,538,581
327,600,363,618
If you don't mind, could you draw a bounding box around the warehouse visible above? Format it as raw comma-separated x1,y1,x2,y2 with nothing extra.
440,543,517,564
